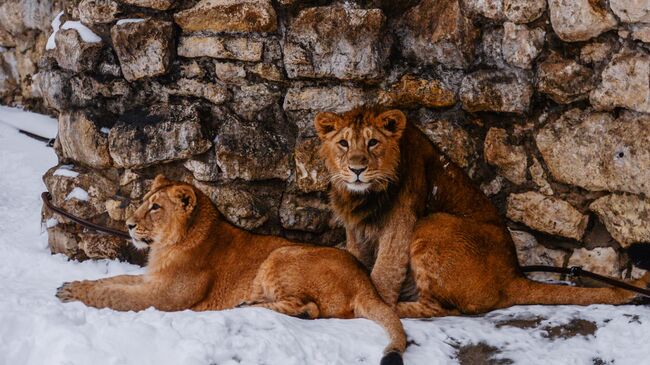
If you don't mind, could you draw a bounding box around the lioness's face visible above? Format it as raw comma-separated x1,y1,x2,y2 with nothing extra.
125,175,197,249
314,108,407,193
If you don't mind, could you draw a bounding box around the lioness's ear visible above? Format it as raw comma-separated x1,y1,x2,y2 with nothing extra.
376,110,407,138
152,174,171,190
314,112,341,139
171,185,197,211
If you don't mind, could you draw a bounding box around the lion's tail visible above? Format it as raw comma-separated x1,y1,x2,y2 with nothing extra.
354,295,406,365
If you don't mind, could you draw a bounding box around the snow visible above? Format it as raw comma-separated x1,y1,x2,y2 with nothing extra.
46,12,101,50
2,108,650,365
53,165,79,178
0,105,58,140
100,127,110,135
65,187,89,202
116,19,146,25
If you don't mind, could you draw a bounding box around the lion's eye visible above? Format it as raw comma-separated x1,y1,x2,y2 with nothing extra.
338,140,349,148
368,139,378,147
150,203,161,211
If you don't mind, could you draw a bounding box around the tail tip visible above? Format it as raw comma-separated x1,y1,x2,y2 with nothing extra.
380,351,403,365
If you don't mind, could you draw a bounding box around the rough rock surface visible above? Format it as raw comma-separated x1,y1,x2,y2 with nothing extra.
484,128,527,185
108,104,212,168
511,230,567,280
415,115,477,170
119,0,175,10
174,0,277,33
537,54,596,104
460,70,532,114
507,191,589,240
58,111,112,168
78,0,118,24
590,49,650,114
503,0,546,23
213,116,292,181
568,247,621,278
610,0,650,23
110,19,174,81
279,193,331,233
501,22,545,69
548,0,618,42
53,29,102,73
398,0,479,69
536,109,650,196
590,194,650,248
284,5,389,81
177,35,263,62
378,74,456,108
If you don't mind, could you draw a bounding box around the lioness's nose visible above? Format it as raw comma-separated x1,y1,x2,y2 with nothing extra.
350,167,367,176
127,223,136,230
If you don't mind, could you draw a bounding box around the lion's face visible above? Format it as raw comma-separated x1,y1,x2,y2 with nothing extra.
125,175,197,250
314,108,407,193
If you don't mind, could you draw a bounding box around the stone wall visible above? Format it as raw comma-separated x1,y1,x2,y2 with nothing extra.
1,0,649,279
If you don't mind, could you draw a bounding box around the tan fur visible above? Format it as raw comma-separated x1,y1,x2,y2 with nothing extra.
315,107,650,316
56,176,406,359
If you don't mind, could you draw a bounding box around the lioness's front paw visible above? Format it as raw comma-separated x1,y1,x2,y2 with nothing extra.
56,281,88,303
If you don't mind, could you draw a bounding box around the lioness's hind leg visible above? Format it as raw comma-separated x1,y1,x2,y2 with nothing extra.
252,298,320,319
397,299,459,318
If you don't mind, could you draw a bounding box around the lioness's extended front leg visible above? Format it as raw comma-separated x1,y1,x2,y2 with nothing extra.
57,275,208,312
371,209,416,307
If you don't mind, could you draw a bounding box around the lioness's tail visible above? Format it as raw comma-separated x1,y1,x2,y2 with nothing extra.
503,272,650,307
354,296,406,365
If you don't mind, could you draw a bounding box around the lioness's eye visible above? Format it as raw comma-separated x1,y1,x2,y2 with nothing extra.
338,140,349,148
150,203,161,211
368,139,378,147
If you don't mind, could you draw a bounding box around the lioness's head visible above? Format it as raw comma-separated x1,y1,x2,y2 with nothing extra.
125,175,197,249
314,107,407,193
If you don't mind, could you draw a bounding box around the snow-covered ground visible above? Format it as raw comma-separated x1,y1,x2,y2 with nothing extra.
0,107,649,365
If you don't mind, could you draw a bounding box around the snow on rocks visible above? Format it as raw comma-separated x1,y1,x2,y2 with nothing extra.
65,187,90,202
53,165,79,178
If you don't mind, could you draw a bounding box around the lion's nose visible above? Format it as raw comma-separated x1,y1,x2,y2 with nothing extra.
127,224,136,230
349,167,367,176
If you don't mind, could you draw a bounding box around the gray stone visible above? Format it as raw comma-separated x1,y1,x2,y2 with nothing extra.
184,149,221,182
463,0,503,20
501,22,545,69
111,19,174,81
36,70,69,111
548,0,617,42
0,50,18,100
529,157,553,196
118,0,174,10
507,191,589,240
590,194,650,248
504,0,545,23
580,42,615,64
231,83,280,121
511,230,567,281
0,1,24,35
43,165,118,220
54,28,102,73
78,0,118,24
536,109,650,196
294,137,328,193
22,0,60,33
165,78,229,105
248,63,283,82
177,35,263,62
279,193,331,233
284,5,389,81
610,0,650,23
397,0,479,69
590,49,650,114
484,128,527,185
174,0,277,33
58,111,112,168
568,247,621,278
214,62,246,82
460,70,532,114
214,116,293,181
631,24,650,42
109,103,212,168
537,54,596,104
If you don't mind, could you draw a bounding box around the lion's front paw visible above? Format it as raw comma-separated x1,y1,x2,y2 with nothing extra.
56,281,89,303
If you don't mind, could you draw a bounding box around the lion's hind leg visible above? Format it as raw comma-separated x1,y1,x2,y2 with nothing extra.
251,297,320,319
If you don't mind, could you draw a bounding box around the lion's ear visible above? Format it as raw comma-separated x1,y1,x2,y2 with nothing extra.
171,185,197,211
314,112,342,139
152,174,171,190
376,110,406,139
